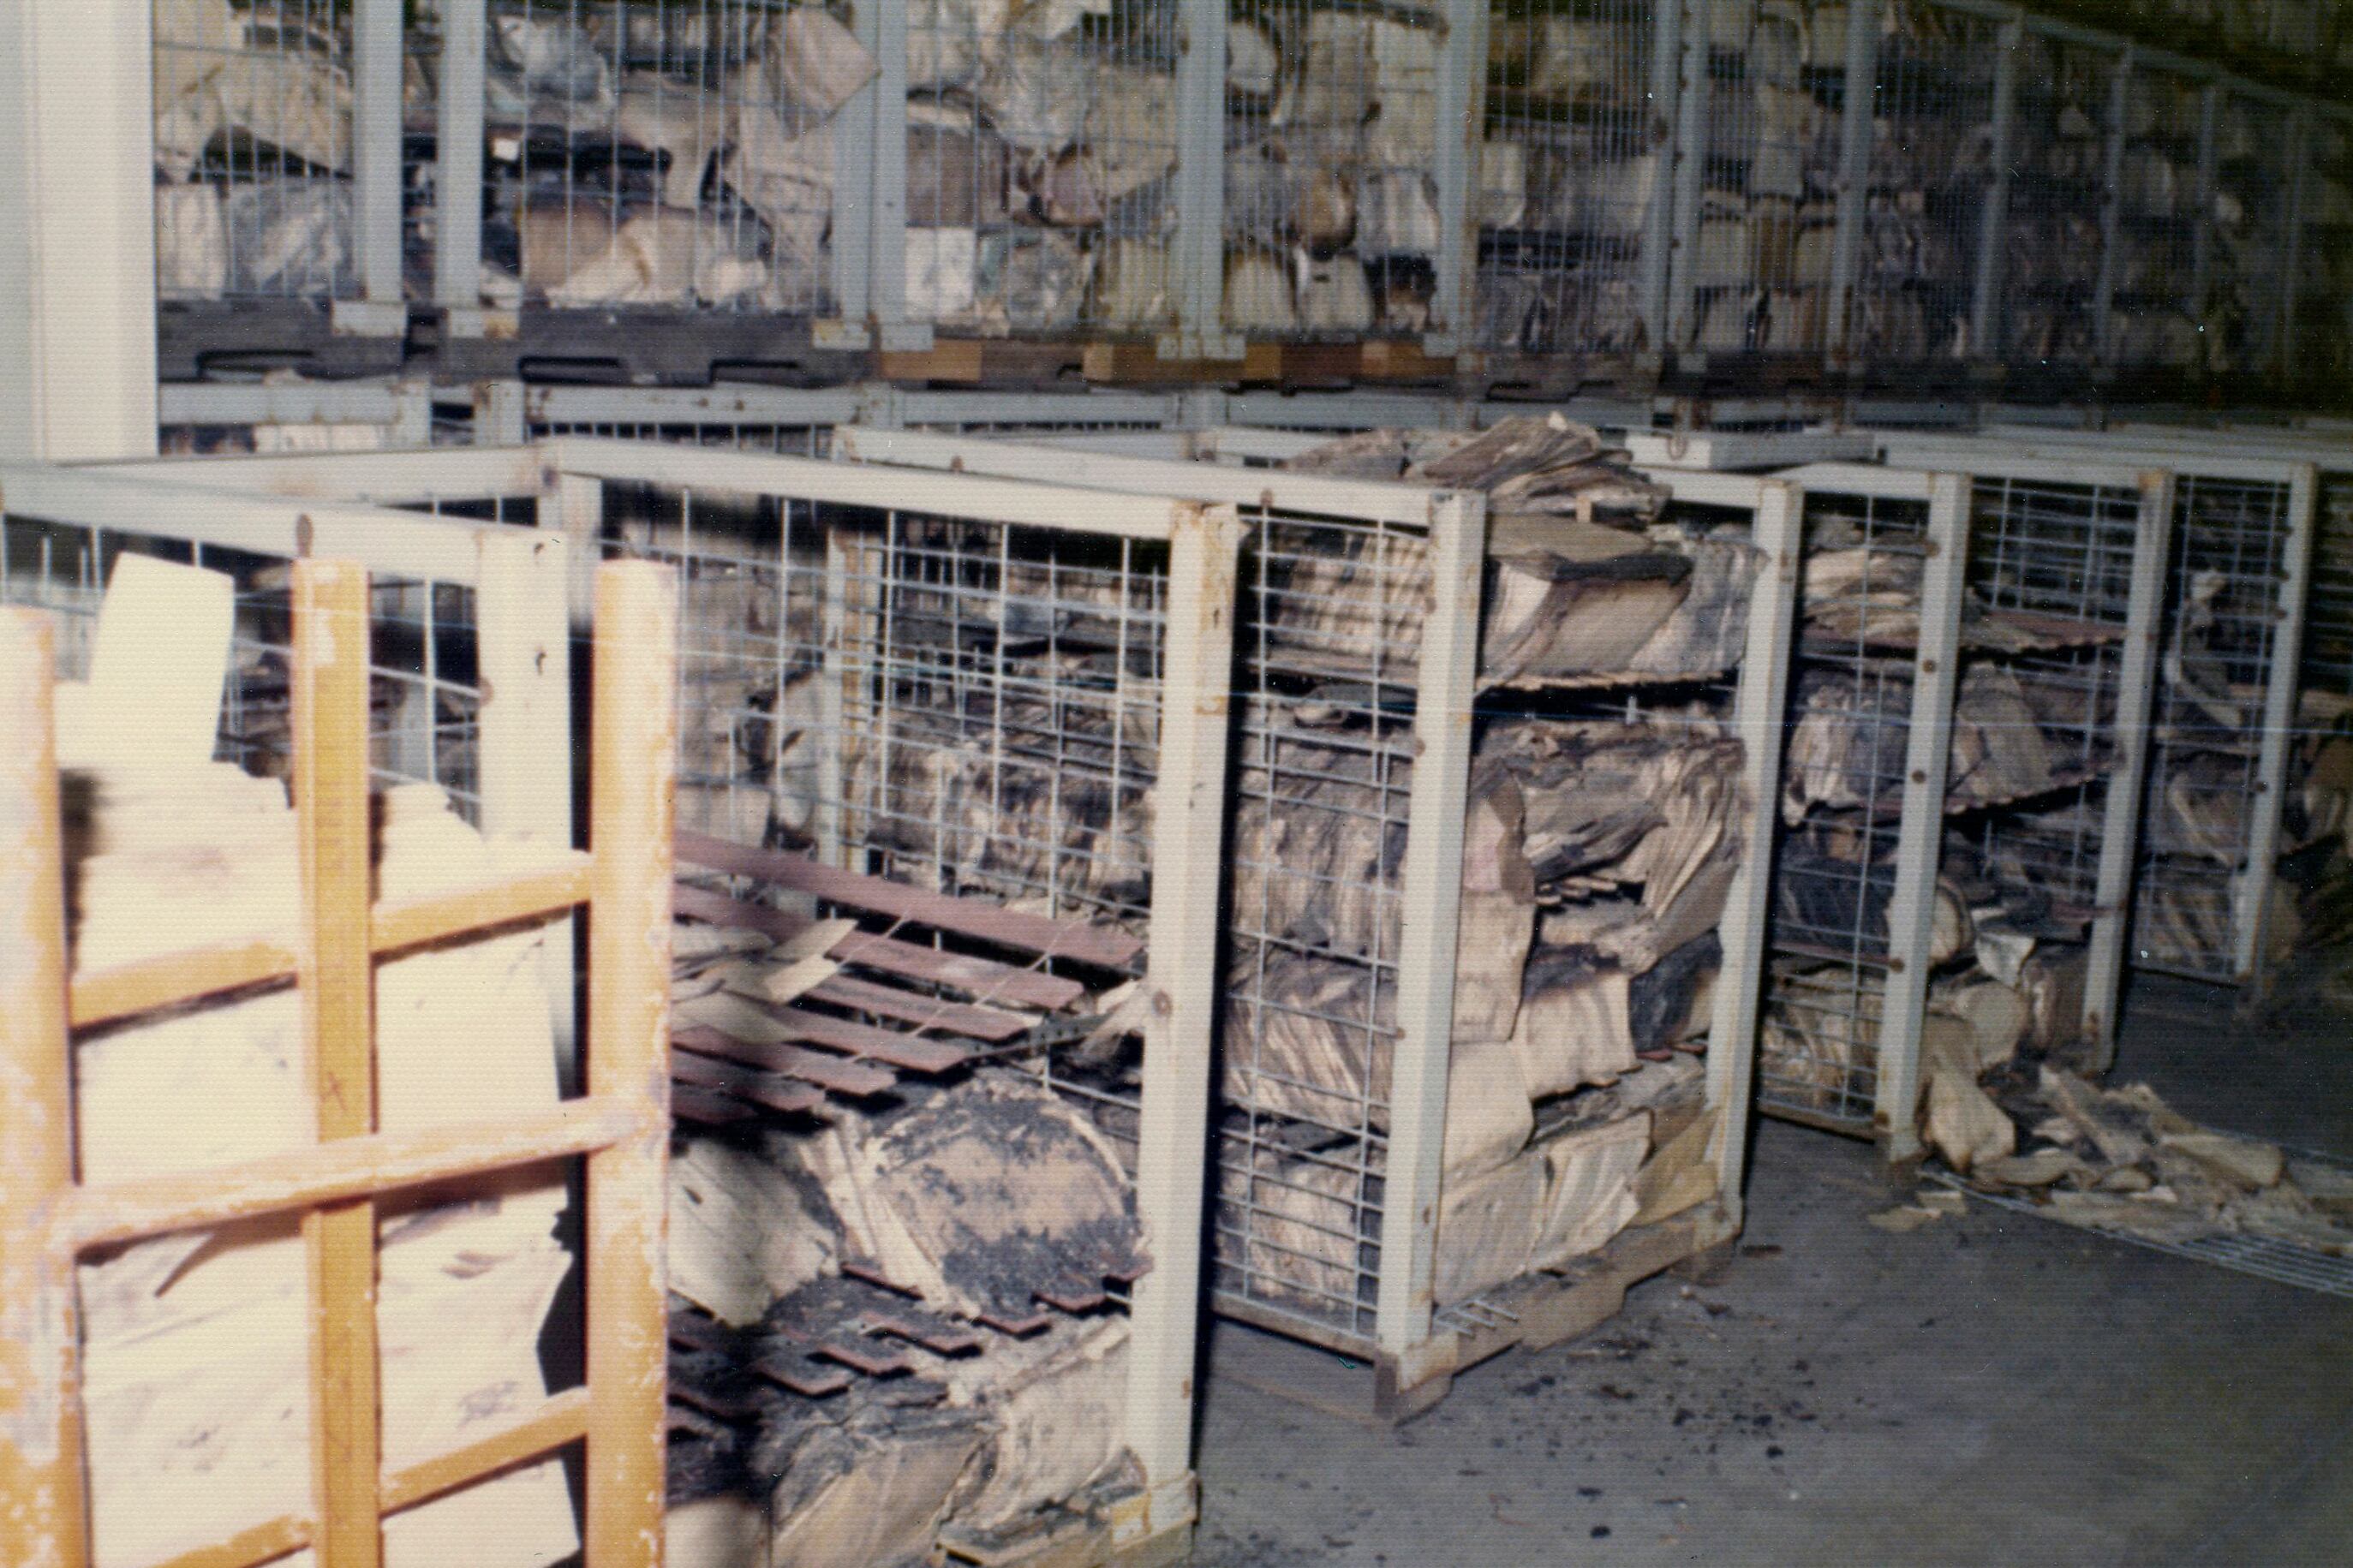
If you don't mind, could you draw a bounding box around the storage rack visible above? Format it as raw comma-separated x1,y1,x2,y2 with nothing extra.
99,437,1239,1559
1884,431,2319,993
0,460,673,1564
132,3,2353,399
836,422,1801,1417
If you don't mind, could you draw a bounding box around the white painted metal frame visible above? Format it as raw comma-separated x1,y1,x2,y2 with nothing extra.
831,423,1797,1367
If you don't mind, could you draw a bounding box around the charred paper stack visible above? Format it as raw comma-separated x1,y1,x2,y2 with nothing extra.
1212,416,1764,1321
659,826,1168,1566
1219,5,1443,337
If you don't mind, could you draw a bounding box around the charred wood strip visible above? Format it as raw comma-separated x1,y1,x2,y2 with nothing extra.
1032,1285,1107,1314
861,1311,983,1356
973,1310,1055,1337
674,883,1086,1011
677,829,1144,970
672,1084,756,1126
673,1027,899,1098
749,1351,852,1398
802,973,1036,1041
839,1257,918,1295
666,1312,738,1356
668,1049,829,1116
761,1005,976,1075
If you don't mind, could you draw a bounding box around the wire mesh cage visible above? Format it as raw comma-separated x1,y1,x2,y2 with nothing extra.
1472,0,1659,358
465,0,845,315
899,0,1181,337
2105,59,2203,373
2208,87,2295,378
2289,113,2353,386
154,0,361,305
1758,482,1936,1132
1679,0,1846,359
2135,472,2302,981
1997,26,2119,374
1848,0,1999,368
1223,0,1444,341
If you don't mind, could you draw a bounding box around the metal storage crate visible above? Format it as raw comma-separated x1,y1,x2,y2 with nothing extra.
94,437,1234,1557
158,376,439,454
1884,430,2320,993
833,423,1801,1416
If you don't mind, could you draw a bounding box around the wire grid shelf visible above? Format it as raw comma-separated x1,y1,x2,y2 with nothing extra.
2105,60,2202,370
1953,474,2141,924
0,509,483,817
1849,0,1997,366
1924,1170,2353,1301
2133,473,2296,982
1998,29,2117,371
903,0,1179,337
587,474,1165,1144
1758,487,1933,1131
1473,0,1656,356
1686,0,1842,357
2210,88,2295,378
1224,0,1438,341
2302,471,2353,697
479,0,834,315
1214,503,1423,1344
155,0,359,304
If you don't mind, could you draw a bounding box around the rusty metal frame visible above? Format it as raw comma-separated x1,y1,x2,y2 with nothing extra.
0,552,676,1568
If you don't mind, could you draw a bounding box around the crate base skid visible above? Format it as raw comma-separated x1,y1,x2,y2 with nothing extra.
158,301,409,383
422,307,867,387
1215,1204,1739,1428
935,1476,1195,1568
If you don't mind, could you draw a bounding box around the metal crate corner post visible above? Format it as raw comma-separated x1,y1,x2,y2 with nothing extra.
1968,9,2023,365
477,526,580,1073
1663,0,1711,358
1824,0,1884,376
0,607,88,1568
584,558,678,1568
1123,502,1245,1524
2235,460,2320,993
1872,470,1971,1162
1422,0,1490,357
2090,47,2135,370
833,0,925,352
2081,468,2177,1069
1706,476,1804,1219
434,0,487,331
1634,0,1687,358
1371,486,1487,1406
1168,0,1232,359
349,0,409,332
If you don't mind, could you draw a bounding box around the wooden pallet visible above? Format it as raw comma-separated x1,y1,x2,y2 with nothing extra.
935,1478,1193,1568
1214,1202,1739,1428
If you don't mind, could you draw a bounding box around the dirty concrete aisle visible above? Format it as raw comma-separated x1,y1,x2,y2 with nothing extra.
1191,980,2353,1566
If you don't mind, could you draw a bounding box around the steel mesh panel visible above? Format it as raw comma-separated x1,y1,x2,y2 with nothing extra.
2106,62,2201,371
533,418,833,455
0,511,482,815
1686,0,1842,357
1849,0,1998,366
2132,474,2295,981
1758,489,1931,1132
481,0,835,315
2302,472,2353,697
1472,0,1656,356
2210,90,2293,377
154,0,360,304
1223,1,1439,340
902,0,1180,336
1998,31,2118,371
1956,476,2141,927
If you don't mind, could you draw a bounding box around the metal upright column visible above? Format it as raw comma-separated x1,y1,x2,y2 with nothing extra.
348,0,409,336
828,0,923,352
435,0,487,331
1665,3,1711,357
1970,10,2023,361
1424,0,1490,355
1708,478,1802,1216
1636,0,1686,355
1874,473,1971,1163
1373,488,1486,1415
2235,463,2320,992
2275,107,2314,388
2190,83,2220,321
1826,0,1883,372
1168,0,1235,359
2091,50,2134,368
2083,470,2176,1068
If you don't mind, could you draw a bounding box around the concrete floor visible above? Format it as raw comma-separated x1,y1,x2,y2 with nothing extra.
1189,974,2353,1566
